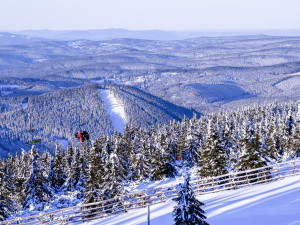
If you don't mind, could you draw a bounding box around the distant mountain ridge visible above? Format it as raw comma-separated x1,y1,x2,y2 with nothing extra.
0,32,48,46
11,29,300,41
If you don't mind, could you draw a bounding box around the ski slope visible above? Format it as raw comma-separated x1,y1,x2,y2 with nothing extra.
99,89,126,133
89,175,300,225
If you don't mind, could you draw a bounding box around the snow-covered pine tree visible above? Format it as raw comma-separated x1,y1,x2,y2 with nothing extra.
235,119,267,172
290,101,300,158
23,146,52,210
113,131,130,180
12,149,30,207
198,119,228,178
98,147,126,213
173,173,208,225
281,107,297,159
64,147,84,193
183,119,202,167
48,158,58,195
83,163,100,204
50,146,66,192
234,120,269,183
41,150,51,175
264,116,281,161
130,134,151,181
0,159,14,220
177,116,188,161
151,133,174,180
83,139,110,205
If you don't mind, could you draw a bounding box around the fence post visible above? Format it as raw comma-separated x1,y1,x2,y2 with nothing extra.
246,171,250,186
232,172,237,189
147,204,150,225
160,192,165,202
39,213,44,224
141,196,145,208
121,195,125,212
101,202,105,217
197,180,200,195
292,161,298,175
263,169,267,183
277,164,282,180
60,210,65,225
203,178,207,193
229,174,234,190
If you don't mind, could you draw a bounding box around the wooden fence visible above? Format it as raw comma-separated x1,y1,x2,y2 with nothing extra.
1,159,299,225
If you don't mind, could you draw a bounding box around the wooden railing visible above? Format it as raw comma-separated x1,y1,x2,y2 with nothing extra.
2,159,299,225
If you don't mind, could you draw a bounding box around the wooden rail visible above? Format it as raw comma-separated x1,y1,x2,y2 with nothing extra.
2,159,299,225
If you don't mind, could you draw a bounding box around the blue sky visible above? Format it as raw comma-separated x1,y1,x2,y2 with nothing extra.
0,0,299,31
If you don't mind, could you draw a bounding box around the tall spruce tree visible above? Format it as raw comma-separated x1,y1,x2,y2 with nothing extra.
235,121,267,172
0,160,14,220
198,119,228,178
51,146,66,192
23,146,52,210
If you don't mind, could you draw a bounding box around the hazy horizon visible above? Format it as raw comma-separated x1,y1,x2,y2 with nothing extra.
1,0,299,31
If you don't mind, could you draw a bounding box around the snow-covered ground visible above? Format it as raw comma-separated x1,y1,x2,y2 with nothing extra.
99,89,126,133
0,84,19,96
56,138,70,150
22,100,28,109
88,175,300,225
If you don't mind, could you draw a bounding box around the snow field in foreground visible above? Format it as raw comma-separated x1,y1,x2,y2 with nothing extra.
88,175,300,225
99,89,126,133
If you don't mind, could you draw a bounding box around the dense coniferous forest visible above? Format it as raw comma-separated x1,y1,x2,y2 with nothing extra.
0,100,299,220
0,84,196,156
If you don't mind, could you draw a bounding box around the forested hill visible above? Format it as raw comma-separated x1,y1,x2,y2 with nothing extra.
0,83,198,157
0,100,299,220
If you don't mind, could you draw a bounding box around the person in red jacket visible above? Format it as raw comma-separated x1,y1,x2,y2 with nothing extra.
75,130,84,142
75,130,90,143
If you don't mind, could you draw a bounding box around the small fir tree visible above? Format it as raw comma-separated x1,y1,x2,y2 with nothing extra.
173,174,208,225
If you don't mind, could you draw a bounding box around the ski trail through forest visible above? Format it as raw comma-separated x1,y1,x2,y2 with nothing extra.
99,89,126,133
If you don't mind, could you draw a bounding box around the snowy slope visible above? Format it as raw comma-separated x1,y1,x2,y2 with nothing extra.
89,175,300,225
99,89,127,133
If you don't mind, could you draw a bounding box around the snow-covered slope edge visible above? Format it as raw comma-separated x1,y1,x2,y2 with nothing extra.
90,175,300,225
3,160,299,225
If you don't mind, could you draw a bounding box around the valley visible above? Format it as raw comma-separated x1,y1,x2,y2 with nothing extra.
1,32,300,156
0,31,300,224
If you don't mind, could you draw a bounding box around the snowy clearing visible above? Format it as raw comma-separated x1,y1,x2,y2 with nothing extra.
1,91,13,96
22,102,28,109
99,89,126,133
186,83,256,103
0,84,19,89
56,138,70,150
89,175,300,225
22,99,28,109
275,76,300,92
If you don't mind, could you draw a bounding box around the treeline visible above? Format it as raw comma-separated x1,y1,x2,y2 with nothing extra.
0,100,299,220
0,84,113,155
0,84,195,156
